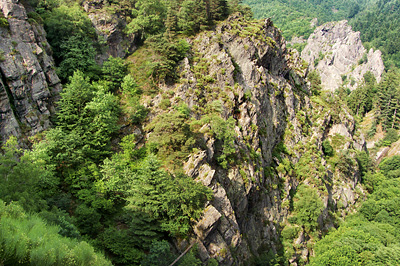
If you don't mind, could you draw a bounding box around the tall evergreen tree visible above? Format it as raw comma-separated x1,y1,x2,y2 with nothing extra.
165,1,179,40
178,0,208,34
377,70,400,130
347,72,376,117
207,0,228,22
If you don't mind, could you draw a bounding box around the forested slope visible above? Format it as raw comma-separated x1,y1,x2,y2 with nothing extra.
351,0,400,68
242,0,368,40
244,0,400,68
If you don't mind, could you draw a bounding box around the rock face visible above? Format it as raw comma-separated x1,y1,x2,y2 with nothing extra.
82,0,139,63
148,14,366,265
0,0,61,142
301,20,384,92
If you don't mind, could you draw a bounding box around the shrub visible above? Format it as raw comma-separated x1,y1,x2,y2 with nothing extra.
0,49,6,62
0,200,111,265
379,155,400,178
381,128,399,146
0,17,8,28
159,98,171,110
322,140,334,157
281,225,300,240
293,185,324,232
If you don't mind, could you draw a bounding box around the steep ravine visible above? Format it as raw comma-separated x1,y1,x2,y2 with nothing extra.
0,1,367,264
142,14,366,265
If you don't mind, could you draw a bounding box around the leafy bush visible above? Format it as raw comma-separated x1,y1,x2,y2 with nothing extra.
293,185,324,232
335,150,356,176
159,98,171,110
0,13,8,28
379,155,400,179
0,49,5,62
307,70,322,96
150,37,191,81
322,139,334,157
381,128,399,146
281,225,300,240
209,116,237,169
27,11,43,24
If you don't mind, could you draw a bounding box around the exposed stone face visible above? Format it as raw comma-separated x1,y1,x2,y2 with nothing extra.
301,20,384,91
0,0,61,143
82,0,139,63
145,14,366,265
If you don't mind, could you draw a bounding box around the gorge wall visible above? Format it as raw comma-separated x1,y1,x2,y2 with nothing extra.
144,14,366,265
0,0,61,143
82,0,139,63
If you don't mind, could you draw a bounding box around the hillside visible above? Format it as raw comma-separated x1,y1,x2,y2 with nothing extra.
242,0,368,41
0,0,400,266
244,0,400,68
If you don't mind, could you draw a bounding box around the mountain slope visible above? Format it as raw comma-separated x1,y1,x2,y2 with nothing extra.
301,20,384,92
242,0,369,41
141,13,366,265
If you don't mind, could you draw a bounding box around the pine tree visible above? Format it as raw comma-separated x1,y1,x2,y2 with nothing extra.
178,0,208,34
165,2,179,40
377,70,400,130
207,0,228,22
125,155,212,236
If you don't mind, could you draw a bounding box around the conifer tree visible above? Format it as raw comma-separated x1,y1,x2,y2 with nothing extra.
165,2,179,40
178,0,208,34
207,0,228,22
377,70,400,130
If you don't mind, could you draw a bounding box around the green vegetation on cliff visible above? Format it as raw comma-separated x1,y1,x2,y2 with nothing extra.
310,156,400,265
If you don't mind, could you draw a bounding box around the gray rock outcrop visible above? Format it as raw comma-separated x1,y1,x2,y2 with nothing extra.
147,14,366,265
0,0,61,143
301,20,384,91
82,0,139,63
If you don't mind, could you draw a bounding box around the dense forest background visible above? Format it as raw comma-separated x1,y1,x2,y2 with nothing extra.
243,0,400,68
1,0,400,265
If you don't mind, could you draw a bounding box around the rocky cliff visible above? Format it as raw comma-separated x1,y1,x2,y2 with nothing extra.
82,0,139,63
0,0,61,143
143,14,366,265
301,20,384,92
